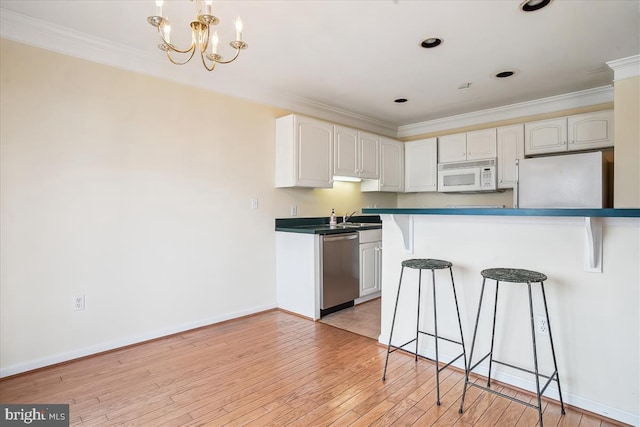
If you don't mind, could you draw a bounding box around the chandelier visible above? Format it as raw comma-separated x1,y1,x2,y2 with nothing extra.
147,0,247,71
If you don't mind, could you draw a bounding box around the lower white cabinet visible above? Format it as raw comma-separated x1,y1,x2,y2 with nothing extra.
359,229,382,297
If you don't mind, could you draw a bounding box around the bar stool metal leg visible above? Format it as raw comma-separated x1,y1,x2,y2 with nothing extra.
487,281,500,388
541,282,566,415
431,269,441,405
449,266,467,373
527,282,544,426
459,277,487,414
382,266,405,381
415,269,422,361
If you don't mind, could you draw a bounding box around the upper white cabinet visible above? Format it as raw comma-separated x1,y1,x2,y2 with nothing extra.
275,114,334,188
334,126,379,179
438,133,467,163
467,129,498,160
524,118,568,155
438,129,497,163
496,124,524,189
361,137,404,192
525,110,613,155
568,110,614,151
404,137,437,192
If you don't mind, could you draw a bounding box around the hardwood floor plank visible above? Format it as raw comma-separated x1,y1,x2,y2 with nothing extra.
559,407,586,427
368,397,419,426
0,310,621,427
579,413,604,427
493,390,533,426
389,404,427,426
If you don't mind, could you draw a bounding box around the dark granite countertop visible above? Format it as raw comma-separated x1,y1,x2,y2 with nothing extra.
275,215,382,234
361,208,640,218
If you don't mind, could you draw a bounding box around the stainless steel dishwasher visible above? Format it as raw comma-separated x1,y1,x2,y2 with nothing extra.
320,232,360,316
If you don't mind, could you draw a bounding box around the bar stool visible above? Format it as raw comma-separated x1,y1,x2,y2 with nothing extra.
459,268,565,426
382,258,467,406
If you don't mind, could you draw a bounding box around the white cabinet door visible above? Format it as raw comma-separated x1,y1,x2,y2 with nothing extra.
466,128,497,160
379,137,404,192
275,115,334,188
360,241,381,297
497,124,524,189
359,131,380,179
568,110,614,151
334,125,359,177
405,137,438,192
438,133,467,163
525,118,567,155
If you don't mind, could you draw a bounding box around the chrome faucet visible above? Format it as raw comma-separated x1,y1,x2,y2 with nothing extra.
343,210,357,223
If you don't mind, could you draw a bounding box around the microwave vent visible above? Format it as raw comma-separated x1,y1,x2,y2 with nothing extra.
438,158,496,171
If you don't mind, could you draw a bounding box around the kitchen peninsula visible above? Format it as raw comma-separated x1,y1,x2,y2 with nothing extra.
362,207,639,425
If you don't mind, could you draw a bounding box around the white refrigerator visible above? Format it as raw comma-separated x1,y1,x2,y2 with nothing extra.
515,151,611,208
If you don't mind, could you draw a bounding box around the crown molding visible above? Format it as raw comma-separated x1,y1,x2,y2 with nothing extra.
397,86,614,138
606,55,640,81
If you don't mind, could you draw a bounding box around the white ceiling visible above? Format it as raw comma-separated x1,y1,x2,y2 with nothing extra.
1,0,638,136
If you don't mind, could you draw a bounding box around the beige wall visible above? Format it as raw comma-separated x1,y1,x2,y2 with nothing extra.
0,39,395,374
613,76,640,208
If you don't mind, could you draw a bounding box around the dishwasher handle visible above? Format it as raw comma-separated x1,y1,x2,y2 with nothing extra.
323,233,358,242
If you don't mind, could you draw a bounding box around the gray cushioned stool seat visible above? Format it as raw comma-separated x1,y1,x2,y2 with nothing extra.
402,258,452,270
481,268,547,283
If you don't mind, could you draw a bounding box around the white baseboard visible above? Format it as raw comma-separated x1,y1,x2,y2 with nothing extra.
0,303,277,378
355,292,381,305
378,334,639,426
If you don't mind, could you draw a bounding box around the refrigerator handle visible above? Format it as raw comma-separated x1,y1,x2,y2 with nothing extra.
514,159,519,209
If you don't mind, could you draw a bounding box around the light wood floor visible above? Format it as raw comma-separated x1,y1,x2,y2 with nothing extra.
0,310,625,426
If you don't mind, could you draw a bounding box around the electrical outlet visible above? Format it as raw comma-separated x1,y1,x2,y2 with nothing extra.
73,295,85,311
251,198,259,209
536,315,548,335
290,205,297,216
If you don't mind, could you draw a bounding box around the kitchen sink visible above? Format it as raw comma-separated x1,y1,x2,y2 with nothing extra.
336,223,381,228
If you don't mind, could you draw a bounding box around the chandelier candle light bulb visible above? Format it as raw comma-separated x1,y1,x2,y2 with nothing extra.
211,31,219,54
162,23,170,44
205,0,213,16
155,0,163,17
235,16,243,41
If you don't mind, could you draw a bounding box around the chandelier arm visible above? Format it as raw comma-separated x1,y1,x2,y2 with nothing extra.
157,27,197,54
211,48,242,64
200,50,217,72
166,48,197,66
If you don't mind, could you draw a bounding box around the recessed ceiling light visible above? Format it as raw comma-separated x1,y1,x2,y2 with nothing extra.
394,98,408,103
420,37,443,49
495,70,518,78
520,0,553,12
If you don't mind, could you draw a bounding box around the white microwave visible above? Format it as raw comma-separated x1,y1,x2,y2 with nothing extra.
437,158,497,193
